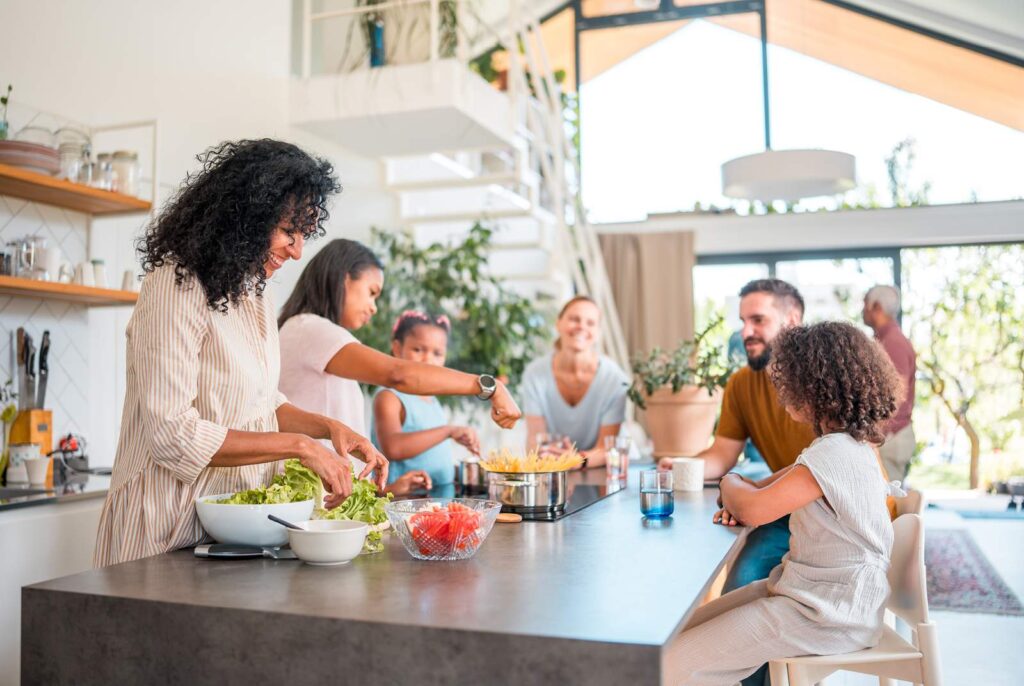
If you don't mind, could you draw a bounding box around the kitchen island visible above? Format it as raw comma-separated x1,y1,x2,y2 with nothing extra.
22,471,746,685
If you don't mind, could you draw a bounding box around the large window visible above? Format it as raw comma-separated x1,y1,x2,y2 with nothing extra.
568,0,1024,222
692,242,1024,490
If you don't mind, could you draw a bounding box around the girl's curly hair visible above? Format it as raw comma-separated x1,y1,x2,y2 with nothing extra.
138,139,340,311
769,321,903,444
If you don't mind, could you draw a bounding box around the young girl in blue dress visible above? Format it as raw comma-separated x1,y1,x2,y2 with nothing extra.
371,311,480,489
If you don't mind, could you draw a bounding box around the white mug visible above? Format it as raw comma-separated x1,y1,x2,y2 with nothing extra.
38,246,61,281
121,270,136,292
74,261,95,287
671,457,705,492
25,457,50,485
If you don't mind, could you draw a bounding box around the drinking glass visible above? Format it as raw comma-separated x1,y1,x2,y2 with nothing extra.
640,470,674,518
604,435,623,481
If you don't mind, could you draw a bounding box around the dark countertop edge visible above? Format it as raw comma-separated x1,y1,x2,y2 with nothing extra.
22,584,668,648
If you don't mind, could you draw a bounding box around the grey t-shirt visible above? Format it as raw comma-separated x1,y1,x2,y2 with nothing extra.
521,353,629,451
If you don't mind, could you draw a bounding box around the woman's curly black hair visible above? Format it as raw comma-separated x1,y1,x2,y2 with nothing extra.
138,139,340,311
769,321,903,444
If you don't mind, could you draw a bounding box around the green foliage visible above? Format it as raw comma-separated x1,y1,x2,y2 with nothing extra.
886,137,931,207
903,243,1024,488
360,223,553,407
627,318,738,409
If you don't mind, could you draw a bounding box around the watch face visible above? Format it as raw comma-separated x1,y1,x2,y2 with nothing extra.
480,374,496,389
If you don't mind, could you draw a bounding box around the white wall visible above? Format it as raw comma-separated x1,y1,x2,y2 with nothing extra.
594,200,1024,255
0,0,398,467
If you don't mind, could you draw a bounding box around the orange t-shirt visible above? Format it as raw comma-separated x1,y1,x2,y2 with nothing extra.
716,367,816,472
716,366,898,519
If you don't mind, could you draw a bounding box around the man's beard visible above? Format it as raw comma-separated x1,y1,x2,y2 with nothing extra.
745,338,772,371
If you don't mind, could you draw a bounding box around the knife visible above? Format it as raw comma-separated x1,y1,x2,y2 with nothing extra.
25,334,36,411
15,328,26,411
37,331,49,409
193,544,297,560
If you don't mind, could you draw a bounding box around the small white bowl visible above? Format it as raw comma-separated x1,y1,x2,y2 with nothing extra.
195,494,315,547
288,520,369,566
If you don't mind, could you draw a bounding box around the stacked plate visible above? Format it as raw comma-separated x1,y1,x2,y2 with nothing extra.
0,141,60,176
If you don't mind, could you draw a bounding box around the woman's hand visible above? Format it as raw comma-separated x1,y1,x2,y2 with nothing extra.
296,437,353,509
489,383,522,429
327,421,389,491
385,470,433,496
449,426,480,456
713,508,740,527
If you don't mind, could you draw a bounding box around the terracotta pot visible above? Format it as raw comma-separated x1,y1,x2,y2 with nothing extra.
643,386,723,458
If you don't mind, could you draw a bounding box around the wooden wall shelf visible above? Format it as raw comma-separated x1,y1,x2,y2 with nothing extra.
0,163,151,216
0,276,137,307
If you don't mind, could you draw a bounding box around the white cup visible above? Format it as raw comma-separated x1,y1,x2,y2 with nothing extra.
671,457,705,492
74,261,95,287
121,270,136,292
24,457,50,485
6,443,41,483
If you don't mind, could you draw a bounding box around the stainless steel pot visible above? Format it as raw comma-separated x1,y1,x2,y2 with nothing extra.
486,470,567,514
455,459,488,495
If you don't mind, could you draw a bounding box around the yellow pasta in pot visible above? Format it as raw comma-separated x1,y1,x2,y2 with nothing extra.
480,447,584,473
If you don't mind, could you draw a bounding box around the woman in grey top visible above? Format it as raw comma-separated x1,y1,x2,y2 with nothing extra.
521,296,629,469
665,321,906,686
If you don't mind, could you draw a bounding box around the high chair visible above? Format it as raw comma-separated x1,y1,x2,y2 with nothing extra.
768,514,942,686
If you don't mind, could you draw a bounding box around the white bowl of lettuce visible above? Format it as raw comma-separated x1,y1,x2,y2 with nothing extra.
195,460,319,547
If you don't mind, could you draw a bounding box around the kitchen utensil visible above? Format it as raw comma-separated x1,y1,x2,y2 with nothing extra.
385,498,501,561
640,470,674,518
496,512,523,523
193,544,297,560
25,334,36,410
36,330,49,408
267,513,302,530
455,458,487,495
16,328,26,409
486,469,567,515
287,520,369,566
194,493,314,547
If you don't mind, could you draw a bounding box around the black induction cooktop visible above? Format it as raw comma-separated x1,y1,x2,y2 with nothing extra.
451,472,628,521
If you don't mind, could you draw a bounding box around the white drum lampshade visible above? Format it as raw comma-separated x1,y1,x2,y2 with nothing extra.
721,149,856,203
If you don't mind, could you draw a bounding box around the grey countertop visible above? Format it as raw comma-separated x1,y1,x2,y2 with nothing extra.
0,473,110,512
23,470,746,685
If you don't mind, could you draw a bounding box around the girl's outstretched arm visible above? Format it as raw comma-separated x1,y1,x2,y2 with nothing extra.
719,465,824,527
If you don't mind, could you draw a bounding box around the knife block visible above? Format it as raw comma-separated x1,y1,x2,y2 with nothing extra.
10,409,53,485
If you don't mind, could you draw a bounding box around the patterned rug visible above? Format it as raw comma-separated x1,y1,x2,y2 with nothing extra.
926,529,1024,616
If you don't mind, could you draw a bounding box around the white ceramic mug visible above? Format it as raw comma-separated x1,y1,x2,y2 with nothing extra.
24,456,50,485
121,270,136,291
74,261,95,287
671,457,705,492
6,443,42,483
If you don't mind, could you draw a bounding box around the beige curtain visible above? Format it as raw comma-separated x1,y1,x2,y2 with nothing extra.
598,231,695,357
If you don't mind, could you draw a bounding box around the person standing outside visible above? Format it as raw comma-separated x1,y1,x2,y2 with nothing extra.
863,284,917,481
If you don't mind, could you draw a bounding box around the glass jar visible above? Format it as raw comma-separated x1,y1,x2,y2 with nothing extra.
58,142,84,181
111,150,139,196
92,153,115,190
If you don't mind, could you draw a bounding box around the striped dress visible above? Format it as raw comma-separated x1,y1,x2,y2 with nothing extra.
94,263,287,567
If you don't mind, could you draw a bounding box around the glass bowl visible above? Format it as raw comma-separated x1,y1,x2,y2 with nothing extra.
384,498,501,561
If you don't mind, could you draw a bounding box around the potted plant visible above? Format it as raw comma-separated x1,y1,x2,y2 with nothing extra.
360,222,553,408
627,318,737,457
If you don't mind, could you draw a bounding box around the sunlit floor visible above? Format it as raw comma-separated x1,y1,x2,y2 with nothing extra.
825,500,1022,686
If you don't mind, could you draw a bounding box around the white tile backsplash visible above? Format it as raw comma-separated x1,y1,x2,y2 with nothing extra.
0,194,124,460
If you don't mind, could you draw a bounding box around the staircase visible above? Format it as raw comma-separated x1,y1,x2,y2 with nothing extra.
293,0,629,372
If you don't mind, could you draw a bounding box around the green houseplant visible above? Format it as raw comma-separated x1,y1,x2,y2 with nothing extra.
359,222,553,408
628,318,737,457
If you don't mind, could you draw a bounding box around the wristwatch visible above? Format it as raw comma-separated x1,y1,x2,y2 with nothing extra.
476,374,497,401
